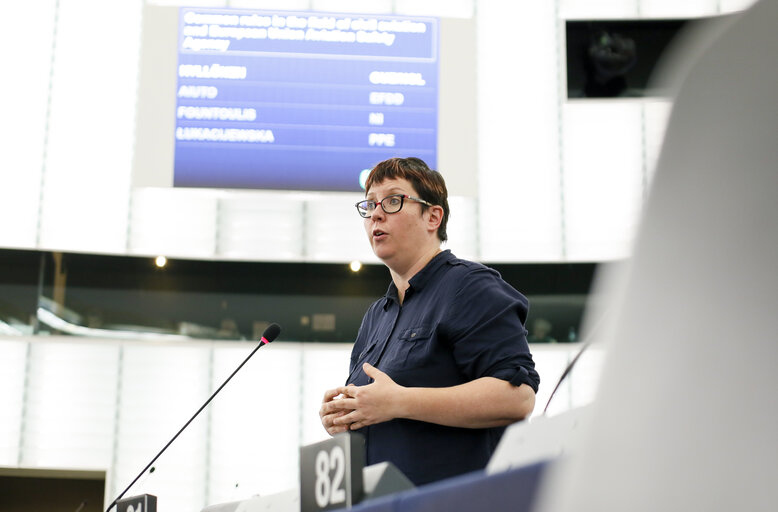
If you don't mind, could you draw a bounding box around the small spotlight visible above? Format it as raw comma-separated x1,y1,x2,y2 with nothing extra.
359,169,371,190
155,256,167,268
349,261,362,272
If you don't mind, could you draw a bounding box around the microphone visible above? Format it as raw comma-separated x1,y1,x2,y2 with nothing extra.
542,338,593,415
105,323,282,512
542,309,609,415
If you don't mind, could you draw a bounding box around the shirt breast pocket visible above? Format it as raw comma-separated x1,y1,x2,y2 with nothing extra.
387,326,435,369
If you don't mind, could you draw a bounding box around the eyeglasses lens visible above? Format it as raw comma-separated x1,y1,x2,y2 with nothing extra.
356,195,404,217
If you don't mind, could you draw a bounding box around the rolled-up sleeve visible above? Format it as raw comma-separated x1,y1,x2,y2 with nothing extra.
443,267,540,393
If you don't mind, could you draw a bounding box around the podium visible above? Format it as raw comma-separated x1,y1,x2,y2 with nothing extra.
201,489,298,512
200,462,413,512
201,409,589,512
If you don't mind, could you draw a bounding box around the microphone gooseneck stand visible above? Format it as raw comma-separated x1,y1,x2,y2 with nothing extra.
105,323,282,512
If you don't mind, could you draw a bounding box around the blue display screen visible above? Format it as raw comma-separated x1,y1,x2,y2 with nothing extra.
173,8,439,191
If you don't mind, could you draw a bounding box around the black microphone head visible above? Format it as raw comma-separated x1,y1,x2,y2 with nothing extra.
261,323,281,343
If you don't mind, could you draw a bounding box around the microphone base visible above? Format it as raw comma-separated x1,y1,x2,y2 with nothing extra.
117,494,157,512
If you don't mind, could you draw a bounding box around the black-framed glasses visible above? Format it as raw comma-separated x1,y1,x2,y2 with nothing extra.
355,194,434,218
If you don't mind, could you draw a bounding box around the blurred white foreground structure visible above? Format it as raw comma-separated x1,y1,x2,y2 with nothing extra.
536,0,778,510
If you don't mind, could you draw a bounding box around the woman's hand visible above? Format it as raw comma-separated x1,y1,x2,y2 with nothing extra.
321,363,536,433
319,387,354,435
326,363,406,430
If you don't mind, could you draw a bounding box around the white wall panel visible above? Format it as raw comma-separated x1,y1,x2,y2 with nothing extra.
561,0,638,20
312,0,392,14
20,341,119,469
0,2,55,249
218,192,305,261
531,347,573,418
37,0,142,254
299,343,352,446
639,0,718,18
477,0,563,262
129,188,218,258
0,340,28,465
395,0,474,18
112,344,211,512
562,101,644,261
208,343,303,503
227,1,310,10
444,196,479,261
305,193,379,263
148,0,226,6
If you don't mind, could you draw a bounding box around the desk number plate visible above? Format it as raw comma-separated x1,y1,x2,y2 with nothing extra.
300,432,365,511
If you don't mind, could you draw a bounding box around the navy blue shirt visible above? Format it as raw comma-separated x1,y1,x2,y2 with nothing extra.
346,250,540,486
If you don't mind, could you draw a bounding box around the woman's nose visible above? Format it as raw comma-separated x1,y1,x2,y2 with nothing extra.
371,202,387,219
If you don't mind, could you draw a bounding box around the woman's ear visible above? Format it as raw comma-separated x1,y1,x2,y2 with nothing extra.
426,205,444,233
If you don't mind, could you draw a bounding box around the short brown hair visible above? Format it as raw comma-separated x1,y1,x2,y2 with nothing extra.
365,157,450,242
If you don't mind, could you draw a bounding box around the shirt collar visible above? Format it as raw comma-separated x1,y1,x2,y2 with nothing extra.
382,250,454,309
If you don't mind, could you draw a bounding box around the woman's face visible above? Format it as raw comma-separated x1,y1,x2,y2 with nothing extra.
363,178,435,271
